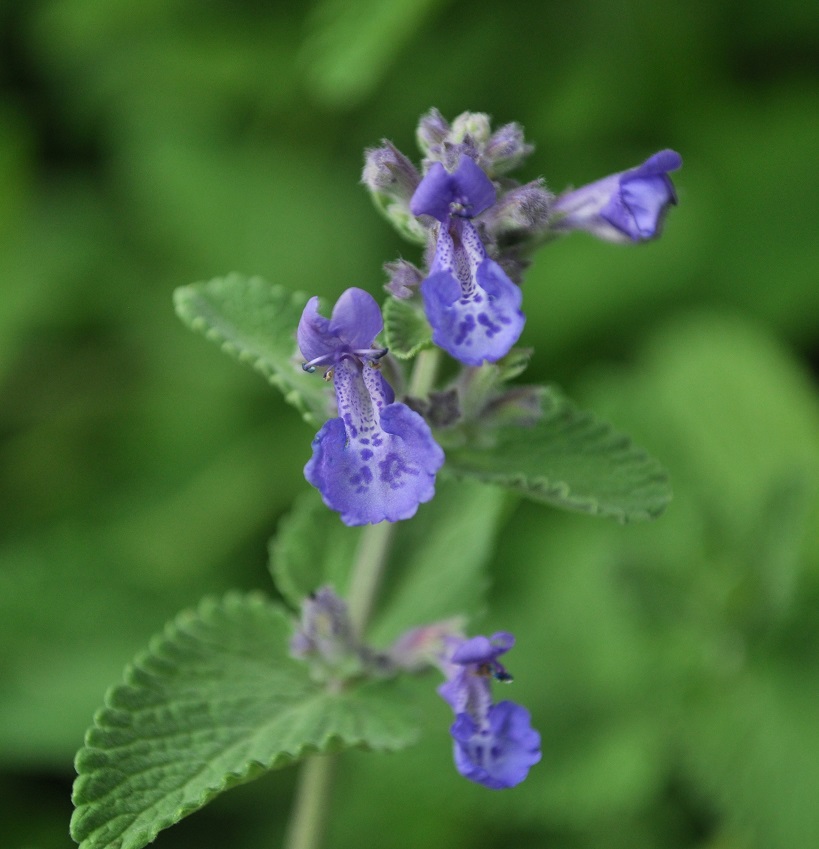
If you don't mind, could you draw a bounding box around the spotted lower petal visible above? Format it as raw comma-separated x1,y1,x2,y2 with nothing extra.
421,260,524,366
451,701,541,790
304,360,443,526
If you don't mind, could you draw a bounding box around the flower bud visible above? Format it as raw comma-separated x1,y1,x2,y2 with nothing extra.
362,141,428,244
416,108,450,157
450,111,492,147
484,122,533,174
383,259,423,299
484,180,553,238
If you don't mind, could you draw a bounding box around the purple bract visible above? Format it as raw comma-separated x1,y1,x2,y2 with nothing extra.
552,149,682,243
410,155,525,365
298,288,444,526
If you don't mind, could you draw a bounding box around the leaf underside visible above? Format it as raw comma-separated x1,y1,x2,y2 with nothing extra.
444,389,672,522
174,274,331,427
71,593,418,849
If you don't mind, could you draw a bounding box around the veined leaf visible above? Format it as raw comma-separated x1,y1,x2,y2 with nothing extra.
444,389,671,522
383,296,433,360
71,593,418,849
174,274,331,427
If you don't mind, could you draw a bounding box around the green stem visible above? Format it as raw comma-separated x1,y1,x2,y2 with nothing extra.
283,521,396,849
407,346,441,398
283,346,437,849
347,520,397,636
282,755,336,849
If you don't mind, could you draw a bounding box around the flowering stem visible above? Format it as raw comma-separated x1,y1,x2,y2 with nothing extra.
284,346,436,849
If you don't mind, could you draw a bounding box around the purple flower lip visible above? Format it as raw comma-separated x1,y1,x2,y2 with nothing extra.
451,701,541,790
450,632,514,665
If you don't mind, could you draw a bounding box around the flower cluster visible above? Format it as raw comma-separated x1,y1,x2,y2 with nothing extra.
299,109,681,527
364,108,682,368
292,588,540,790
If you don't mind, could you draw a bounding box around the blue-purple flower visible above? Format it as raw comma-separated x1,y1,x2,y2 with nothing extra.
410,155,525,366
551,149,682,243
298,288,444,526
451,701,541,790
437,631,541,789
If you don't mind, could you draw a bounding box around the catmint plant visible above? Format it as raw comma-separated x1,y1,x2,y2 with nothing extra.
71,109,681,849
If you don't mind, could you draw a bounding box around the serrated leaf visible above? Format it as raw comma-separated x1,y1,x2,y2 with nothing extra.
269,479,509,644
71,593,418,849
445,389,671,522
174,274,331,427
382,296,433,359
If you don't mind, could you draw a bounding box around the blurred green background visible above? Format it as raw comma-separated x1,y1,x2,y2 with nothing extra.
1,0,817,847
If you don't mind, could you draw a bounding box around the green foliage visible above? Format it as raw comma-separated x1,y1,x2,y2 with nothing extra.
302,0,448,106
382,296,433,359
2,0,817,847
174,275,330,427
71,594,418,849
445,388,672,522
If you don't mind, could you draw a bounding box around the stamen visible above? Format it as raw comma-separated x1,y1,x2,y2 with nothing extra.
352,346,389,361
302,352,335,372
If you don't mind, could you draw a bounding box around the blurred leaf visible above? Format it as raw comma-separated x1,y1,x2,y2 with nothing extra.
71,593,418,849
685,668,819,849
174,274,331,427
302,0,449,105
445,389,672,522
270,489,361,610
382,296,432,360
370,479,509,644
269,479,509,643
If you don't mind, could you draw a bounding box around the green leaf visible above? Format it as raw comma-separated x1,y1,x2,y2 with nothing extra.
269,479,510,642
71,593,418,849
445,389,671,522
270,489,362,610
301,0,449,106
382,296,433,360
174,274,331,427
